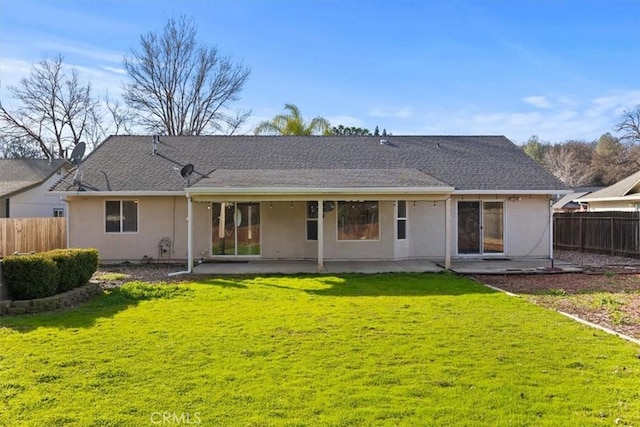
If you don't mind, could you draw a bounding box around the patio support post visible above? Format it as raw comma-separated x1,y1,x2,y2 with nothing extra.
549,198,554,268
445,197,451,270
187,196,193,273
317,199,324,270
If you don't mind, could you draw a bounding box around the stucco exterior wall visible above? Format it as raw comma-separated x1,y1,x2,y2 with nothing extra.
7,173,67,218
68,196,189,262
67,194,554,263
449,195,551,258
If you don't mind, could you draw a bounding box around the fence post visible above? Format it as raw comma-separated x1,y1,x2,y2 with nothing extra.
579,217,584,252
610,217,614,256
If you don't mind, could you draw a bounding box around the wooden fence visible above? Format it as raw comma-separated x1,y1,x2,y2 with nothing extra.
0,218,66,257
554,211,640,258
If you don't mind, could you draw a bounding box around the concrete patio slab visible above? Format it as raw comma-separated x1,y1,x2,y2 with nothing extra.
190,258,580,276
446,258,582,275
192,259,443,275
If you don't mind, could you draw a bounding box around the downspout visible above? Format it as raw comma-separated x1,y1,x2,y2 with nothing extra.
549,197,554,268
62,197,70,249
168,195,193,276
444,197,451,270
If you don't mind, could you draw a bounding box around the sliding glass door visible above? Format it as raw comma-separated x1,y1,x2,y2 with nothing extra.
457,201,504,255
212,202,261,256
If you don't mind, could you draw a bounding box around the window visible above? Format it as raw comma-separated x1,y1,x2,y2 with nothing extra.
105,200,138,233
396,201,407,240
53,208,64,217
337,201,379,240
306,202,318,240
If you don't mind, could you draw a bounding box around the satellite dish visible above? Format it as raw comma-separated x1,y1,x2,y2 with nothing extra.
323,201,335,212
69,141,86,165
180,164,194,185
71,141,86,190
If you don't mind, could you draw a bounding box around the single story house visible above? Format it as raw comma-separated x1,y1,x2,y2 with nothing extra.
552,187,602,213
575,170,640,212
51,135,568,270
0,159,71,218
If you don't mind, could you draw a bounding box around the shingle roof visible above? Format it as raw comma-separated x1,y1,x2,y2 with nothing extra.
51,135,566,193
193,169,451,189
0,159,70,198
576,170,640,201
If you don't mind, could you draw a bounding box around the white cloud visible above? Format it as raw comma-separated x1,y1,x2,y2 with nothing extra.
325,115,364,127
102,66,127,75
368,107,414,119
522,96,551,109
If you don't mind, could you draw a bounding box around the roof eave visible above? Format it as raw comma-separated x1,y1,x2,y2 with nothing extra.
453,189,571,195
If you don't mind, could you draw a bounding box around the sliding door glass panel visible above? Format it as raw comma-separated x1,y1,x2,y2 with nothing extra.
212,202,260,255
458,201,480,254
483,202,504,253
237,203,260,255
212,202,236,255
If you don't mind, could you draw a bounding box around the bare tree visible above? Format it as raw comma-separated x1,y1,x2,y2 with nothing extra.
105,94,135,136
543,144,593,187
614,105,640,145
0,136,45,159
123,16,251,135
0,56,101,159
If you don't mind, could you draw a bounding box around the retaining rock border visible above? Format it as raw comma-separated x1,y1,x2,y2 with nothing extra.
0,282,103,316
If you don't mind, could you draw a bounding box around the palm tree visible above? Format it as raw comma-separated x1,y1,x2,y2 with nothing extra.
254,104,330,135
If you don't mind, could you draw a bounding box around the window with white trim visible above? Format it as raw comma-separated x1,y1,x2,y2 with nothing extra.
337,201,379,240
53,208,64,217
306,202,318,240
396,201,407,240
105,200,138,233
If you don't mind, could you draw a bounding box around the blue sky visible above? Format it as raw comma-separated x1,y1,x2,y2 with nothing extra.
1,0,639,143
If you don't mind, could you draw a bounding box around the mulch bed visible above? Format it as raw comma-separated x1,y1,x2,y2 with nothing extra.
471,273,640,340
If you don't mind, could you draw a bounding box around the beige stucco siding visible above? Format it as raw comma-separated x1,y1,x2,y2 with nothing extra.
406,200,447,259
66,194,554,263
68,196,189,262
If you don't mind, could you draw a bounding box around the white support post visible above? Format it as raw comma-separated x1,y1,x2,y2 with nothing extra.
317,199,324,270
445,197,451,270
187,196,193,273
549,198,554,268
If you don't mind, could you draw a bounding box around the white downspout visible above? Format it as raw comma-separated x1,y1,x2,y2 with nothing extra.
317,199,324,271
549,197,554,268
445,197,451,270
168,195,193,276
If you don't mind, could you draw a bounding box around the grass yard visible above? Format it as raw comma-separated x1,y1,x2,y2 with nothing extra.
1,273,639,426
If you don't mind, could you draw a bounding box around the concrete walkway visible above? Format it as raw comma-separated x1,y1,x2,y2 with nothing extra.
446,258,582,274
190,258,582,275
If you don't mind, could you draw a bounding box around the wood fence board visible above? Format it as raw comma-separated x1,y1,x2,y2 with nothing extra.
0,218,66,257
554,212,640,258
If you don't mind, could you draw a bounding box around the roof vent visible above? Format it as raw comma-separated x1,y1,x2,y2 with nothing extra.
379,139,388,145
152,136,159,155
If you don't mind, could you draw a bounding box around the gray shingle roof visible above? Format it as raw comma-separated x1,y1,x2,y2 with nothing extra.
576,169,640,200
0,159,70,198
194,169,451,189
51,135,566,193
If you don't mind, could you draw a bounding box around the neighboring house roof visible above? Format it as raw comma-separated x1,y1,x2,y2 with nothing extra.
577,170,640,202
0,159,70,198
51,135,567,194
553,187,603,210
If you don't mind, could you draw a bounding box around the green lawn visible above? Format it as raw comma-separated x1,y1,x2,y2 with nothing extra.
1,273,639,426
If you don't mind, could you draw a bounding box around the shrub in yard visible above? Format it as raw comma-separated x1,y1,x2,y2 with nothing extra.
2,254,58,300
45,248,100,291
